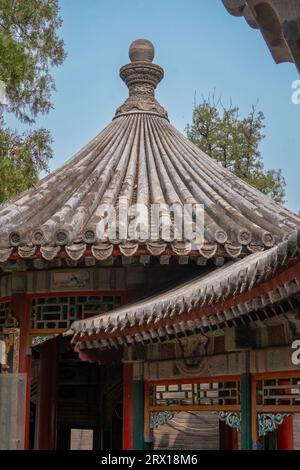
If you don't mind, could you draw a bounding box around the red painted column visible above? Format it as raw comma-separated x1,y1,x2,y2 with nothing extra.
38,336,60,450
277,416,294,450
11,293,32,450
123,362,133,450
219,420,239,450
276,379,294,450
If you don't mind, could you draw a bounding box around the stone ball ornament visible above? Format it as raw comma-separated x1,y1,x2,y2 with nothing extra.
129,38,155,63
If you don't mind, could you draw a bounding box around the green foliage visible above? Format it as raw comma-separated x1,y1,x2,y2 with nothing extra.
0,0,65,203
0,0,66,122
0,127,52,203
186,96,286,203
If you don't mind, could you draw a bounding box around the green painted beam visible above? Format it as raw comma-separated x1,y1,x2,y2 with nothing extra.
241,373,252,450
132,380,151,450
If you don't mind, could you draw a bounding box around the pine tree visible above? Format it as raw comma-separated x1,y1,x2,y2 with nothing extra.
186,96,286,203
0,0,66,203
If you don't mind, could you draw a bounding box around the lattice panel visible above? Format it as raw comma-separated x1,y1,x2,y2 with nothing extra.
31,295,122,329
256,377,300,406
149,379,241,408
0,301,10,327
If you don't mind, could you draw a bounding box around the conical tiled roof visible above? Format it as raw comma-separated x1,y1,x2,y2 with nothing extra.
0,39,299,263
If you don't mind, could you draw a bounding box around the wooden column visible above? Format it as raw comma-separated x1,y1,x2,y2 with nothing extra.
277,379,294,450
122,362,148,450
11,293,32,450
264,430,277,450
241,373,252,450
38,336,60,450
219,420,238,450
277,416,294,450
123,362,133,450
132,379,146,450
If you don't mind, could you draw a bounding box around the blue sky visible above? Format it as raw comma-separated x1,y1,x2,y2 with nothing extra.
8,0,300,211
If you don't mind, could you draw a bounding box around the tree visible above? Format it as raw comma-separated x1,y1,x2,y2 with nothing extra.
186,96,286,203
0,127,52,203
0,0,66,203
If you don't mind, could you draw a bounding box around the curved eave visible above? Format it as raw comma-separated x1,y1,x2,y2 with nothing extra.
70,229,300,351
0,242,254,264
222,0,300,74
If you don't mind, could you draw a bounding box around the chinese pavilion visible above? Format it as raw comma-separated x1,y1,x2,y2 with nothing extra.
0,39,300,451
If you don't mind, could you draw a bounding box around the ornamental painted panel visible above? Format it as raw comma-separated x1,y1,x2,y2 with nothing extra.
31,334,59,347
216,411,241,431
27,268,125,293
150,411,176,428
258,413,290,437
52,271,91,290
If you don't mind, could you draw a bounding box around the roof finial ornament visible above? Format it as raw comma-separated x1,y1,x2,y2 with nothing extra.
115,39,168,119
129,38,155,63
